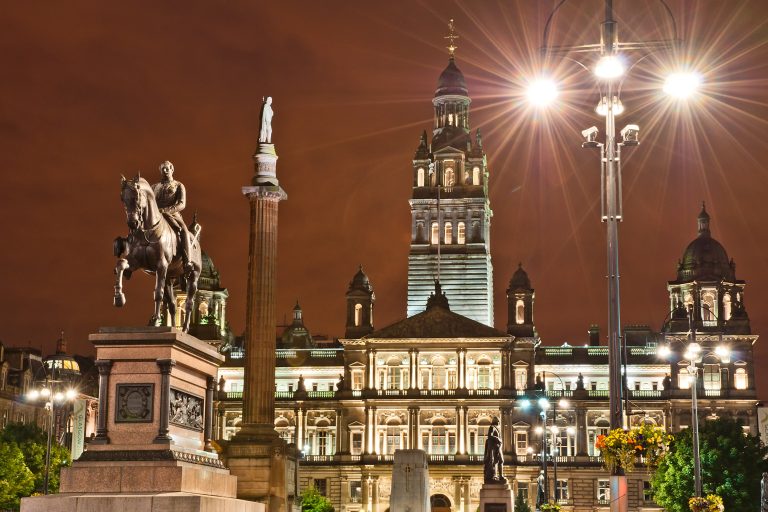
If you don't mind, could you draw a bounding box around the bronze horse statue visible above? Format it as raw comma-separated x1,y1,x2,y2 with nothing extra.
114,175,202,332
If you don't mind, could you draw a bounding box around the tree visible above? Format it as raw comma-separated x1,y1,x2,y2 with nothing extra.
0,423,71,494
514,491,532,512
0,441,35,510
300,486,334,512
651,417,768,512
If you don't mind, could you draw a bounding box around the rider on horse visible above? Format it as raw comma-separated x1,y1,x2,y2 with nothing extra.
152,161,192,272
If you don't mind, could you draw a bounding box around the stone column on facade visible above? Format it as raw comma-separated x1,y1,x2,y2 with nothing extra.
575,405,588,457
371,476,379,512
154,358,176,443
362,474,370,512
456,406,464,454
336,407,348,455
204,375,216,452
453,478,463,512
463,406,469,455
501,407,513,458
409,349,416,390
414,350,420,389
365,405,374,454
458,349,466,389
92,359,112,444
296,407,305,450
500,348,510,390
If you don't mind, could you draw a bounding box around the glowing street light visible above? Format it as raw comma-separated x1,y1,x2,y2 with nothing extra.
595,55,625,79
596,96,625,116
664,72,701,98
527,78,558,107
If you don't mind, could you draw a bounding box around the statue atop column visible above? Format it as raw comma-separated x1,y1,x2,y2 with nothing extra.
259,96,274,143
483,416,506,483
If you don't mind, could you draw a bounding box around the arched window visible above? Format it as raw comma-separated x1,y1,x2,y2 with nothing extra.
472,167,481,185
444,168,455,187
444,223,453,244
735,368,748,389
701,290,716,324
457,222,466,244
417,168,425,187
354,303,362,326
515,299,525,324
723,293,732,320
431,223,439,244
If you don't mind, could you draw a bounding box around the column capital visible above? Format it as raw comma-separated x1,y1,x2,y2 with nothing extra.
156,358,176,375
95,359,113,375
242,185,287,201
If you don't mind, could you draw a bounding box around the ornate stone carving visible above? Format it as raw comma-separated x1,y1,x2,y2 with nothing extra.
115,384,154,423
169,388,204,431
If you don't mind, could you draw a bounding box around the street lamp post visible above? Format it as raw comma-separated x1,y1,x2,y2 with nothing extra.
27,378,78,494
531,2,700,510
658,305,729,498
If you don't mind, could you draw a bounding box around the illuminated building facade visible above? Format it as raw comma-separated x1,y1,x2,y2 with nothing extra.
213,54,758,512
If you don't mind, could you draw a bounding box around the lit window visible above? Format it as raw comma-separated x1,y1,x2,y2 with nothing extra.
444,168,455,186
679,373,691,389
473,167,481,185
417,168,425,187
354,303,362,326
457,222,466,244
515,299,525,324
445,223,453,244
723,294,732,320
515,431,528,455
431,223,439,244
514,369,527,389
643,481,654,502
597,479,610,502
555,479,569,501
735,368,748,389
703,364,721,390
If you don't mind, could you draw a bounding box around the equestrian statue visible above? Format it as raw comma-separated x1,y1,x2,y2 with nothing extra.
113,160,202,332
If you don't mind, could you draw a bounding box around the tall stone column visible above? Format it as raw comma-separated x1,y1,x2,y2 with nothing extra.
226,103,294,512
92,360,112,444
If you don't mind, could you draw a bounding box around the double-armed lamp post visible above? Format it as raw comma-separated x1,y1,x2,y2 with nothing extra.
526,1,701,510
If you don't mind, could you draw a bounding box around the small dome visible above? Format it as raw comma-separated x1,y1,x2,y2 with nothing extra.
677,204,734,282
508,263,532,290
435,57,468,97
348,265,373,292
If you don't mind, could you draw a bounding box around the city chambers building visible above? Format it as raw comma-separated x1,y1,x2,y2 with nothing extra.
201,51,758,512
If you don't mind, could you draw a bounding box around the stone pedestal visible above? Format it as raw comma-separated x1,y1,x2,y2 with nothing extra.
22,327,261,512
390,450,429,512
478,482,514,512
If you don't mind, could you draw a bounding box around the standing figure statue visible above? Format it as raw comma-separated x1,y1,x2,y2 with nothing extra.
536,470,546,507
483,416,506,484
259,96,274,143
113,165,202,332
761,472,768,511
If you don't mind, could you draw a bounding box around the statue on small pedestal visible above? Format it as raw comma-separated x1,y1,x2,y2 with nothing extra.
483,417,506,484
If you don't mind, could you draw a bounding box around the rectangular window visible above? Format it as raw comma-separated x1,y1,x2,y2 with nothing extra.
652,381,659,391
516,486,528,503
643,481,653,501
288,384,294,393
515,432,528,456
591,381,597,391
350,481,362,503
555,479,568,501
314,478,328,497
351,432,363,455
597,479,610,503
515,369,527,390
352,371,363,390
312,383,318,392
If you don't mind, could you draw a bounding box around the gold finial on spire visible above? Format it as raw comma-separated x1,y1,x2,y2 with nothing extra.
445,18,459,57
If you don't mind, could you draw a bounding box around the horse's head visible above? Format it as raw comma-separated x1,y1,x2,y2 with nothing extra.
121,174,147,231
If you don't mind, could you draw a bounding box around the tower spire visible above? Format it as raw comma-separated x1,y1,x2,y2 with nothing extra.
445,19,459,58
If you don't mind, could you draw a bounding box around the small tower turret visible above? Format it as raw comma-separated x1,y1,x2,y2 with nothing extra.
345,266,375,338
507,264,536,338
